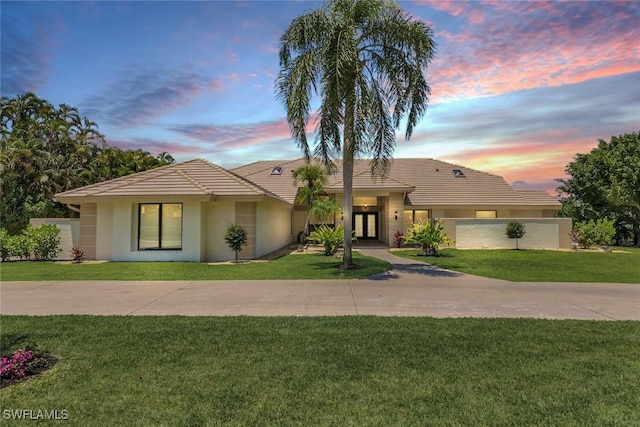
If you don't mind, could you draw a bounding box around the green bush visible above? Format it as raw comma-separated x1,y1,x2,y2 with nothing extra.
575,219,616,249
224,224,248,261
405,219,452,257
308,225,345,256
506,221,526,250
27,224,62,261
0,229,9,261
7,234,32,261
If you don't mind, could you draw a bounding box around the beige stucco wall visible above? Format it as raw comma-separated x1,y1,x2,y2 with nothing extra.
443,218,572,249
256,201,292,257
96,202,113,260
205,201,236,262
386,193,404,246
80,203,97,259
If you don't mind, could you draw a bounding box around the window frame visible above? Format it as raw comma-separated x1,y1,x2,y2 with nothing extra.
138,203,183,250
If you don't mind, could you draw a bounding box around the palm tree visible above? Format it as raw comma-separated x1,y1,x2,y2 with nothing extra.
276,0,436,268
292,164,328,237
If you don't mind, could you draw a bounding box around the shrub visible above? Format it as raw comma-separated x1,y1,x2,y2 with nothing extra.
506,221,526,250
1,348,53,387
6,234,32,261
405,219,452,257
393,231,404,248
0,229,9,261
575,219,616,249
71,247,86,264
28,224,61,261
308,225,344,256
224,224,248,261
568,229,581,250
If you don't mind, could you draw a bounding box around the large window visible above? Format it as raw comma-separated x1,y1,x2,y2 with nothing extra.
139,203,182,250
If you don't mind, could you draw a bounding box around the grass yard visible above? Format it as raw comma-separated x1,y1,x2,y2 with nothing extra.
393,247,640,283
0,252,390,281
1,316,639,426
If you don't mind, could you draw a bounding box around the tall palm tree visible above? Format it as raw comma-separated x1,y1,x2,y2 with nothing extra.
276,0,436,268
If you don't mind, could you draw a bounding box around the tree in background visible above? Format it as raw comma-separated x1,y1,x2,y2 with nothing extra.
277,0,436,269
1,93,175,234
557,132,640,246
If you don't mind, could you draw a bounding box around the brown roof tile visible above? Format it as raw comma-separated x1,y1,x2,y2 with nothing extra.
55,159,287,202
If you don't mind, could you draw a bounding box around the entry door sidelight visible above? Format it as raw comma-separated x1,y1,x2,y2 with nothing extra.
353,213,377,239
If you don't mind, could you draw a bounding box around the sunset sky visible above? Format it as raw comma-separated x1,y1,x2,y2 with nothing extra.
2,0,639,193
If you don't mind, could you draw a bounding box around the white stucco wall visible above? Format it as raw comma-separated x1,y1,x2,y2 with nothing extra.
257,202,292,257
454,219,562,249
104,200,202,261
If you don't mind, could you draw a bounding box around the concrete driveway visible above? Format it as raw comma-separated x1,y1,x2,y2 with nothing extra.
1,249,639,319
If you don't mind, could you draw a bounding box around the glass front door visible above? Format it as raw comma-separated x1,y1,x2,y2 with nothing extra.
353,213,378,239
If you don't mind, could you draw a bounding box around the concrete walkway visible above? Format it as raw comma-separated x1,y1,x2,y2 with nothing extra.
1,249,639,319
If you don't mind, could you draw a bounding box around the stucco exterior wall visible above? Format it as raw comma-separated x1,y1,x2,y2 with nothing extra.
205,201,236,262
29,218,80,261
80,203,97,259
443,218,572,249
386,193,404,246
236,202,256,260
102,200,202,261
256,201,292,257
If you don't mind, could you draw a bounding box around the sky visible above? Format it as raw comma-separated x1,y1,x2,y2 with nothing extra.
2,0,639,194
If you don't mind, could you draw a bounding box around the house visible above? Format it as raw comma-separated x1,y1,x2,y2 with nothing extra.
53,157,571,261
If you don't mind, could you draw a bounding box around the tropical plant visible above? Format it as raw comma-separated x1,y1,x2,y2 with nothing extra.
0,229,9,261
276,0,436,268
405,219,452,257
557,132,640,246
224,224,248,261
393,230,404,248
1,93,175,234
309,197,341,225
574,218,616,249
71,247,86,264
568,229,581,250
309,225,347,256
292,165,329,236
506,221,526,250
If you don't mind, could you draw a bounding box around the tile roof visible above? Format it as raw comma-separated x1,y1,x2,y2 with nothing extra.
516,190,560,206
232,158,557,207
55,159,286,203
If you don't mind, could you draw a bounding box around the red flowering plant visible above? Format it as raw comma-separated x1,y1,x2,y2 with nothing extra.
0,348,54,388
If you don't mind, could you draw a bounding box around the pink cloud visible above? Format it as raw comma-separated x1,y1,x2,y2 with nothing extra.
424,1,640,103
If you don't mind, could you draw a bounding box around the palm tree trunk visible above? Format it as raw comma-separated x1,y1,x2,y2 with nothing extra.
342,76,356,269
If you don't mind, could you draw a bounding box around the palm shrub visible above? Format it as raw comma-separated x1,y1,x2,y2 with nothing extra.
309,225,345,256
506,221,526,250
405,219,452,257
224,224,248,261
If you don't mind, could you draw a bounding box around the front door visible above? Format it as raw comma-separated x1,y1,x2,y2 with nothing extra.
353,213,378,239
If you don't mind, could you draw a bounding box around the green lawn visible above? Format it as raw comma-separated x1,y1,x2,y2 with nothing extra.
1,316,639,426
393,247,640,283
0,252,390,281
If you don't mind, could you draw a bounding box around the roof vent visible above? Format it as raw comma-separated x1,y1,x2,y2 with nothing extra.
452,169,465,177
271,166,283,175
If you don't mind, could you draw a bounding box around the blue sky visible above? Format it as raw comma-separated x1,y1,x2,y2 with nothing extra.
2,0,639,192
